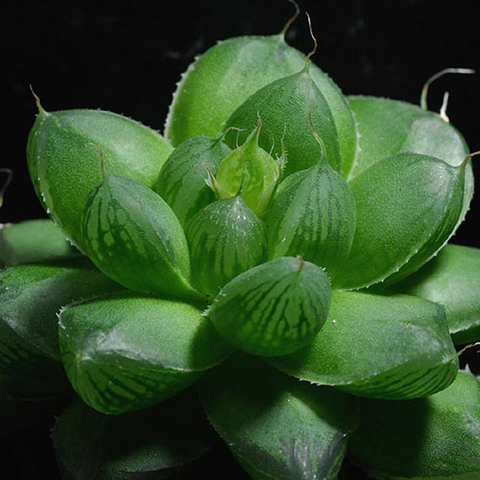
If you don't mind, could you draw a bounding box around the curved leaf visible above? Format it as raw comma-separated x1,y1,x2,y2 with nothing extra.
82,174,200,300
267,291,458,399
58,292,233,414
53,390,217,480
207,257,331,357
0,258,121,398
349,370,480,479
155,136,231,229
27,108,172,250
0,219,77,267
333,153,466,289
392,244,480,344
187,196,267,298
165,35,358,175
197,353,358,480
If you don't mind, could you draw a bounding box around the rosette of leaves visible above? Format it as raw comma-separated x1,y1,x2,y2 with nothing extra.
2,8,480,480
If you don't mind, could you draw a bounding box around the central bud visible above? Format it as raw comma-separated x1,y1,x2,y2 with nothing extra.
208,117,283,218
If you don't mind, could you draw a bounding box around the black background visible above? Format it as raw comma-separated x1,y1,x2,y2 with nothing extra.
2,0,480,479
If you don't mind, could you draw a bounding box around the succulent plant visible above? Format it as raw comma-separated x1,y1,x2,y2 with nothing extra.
2,6,480,480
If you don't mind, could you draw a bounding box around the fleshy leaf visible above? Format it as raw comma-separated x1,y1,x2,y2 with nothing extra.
52,391,217,480
165,35,358,177
187,196,267,298
58,292,233,414
81,173,200,300
268,160,356,275
267,291,458,399
154,135,231,229
207,257,331,357
0,258,121,398
0,219,78,267
333,153,466,289
349,370,480,479
27,107,172,250
392,244,480,344
214,121,281,217
225,68,342,176
197,353,358,480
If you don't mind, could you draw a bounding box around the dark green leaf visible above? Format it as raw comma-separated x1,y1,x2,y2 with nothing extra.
53,390,217,480
0,219,78,266
392,244,480,344
197,353,358,480
207,257,331,356
349,370,480,479
155,136,231,229
267,291,458,399
58,292,233,414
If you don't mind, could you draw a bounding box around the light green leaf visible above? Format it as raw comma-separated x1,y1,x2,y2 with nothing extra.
82,174,200,300
207,257,331,357
267,291,458,400
53,390,217,480
58,292,233,414
333,153,466,290
392,244,480,344
197,353,358,480
187,196,267,298
27,107,172,250
155,135,231,229
0,258,121,399
165,35,358,176
349,370,480,479
0,219,78,267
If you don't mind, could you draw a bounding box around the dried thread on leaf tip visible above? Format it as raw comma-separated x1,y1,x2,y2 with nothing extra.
280,0,300,37
420,67,475,111
304,12,318,67
462,151,480,169
0,169,13,208
439,91,450,122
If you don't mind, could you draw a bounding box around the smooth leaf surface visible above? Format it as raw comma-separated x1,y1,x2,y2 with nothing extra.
197,353,358,480
27,108,172,250
165,35,358,175
207,257,331,356
333,153,466,289
59,292,233,414
155,136,231,229
392,244,480,344
0,258,120,389
0,219,77,267
187,196,267,298
268,161,356,275
82,174,199,300
349,370,480,480
53,391,217,480
225,69,342,176
267,291,458,399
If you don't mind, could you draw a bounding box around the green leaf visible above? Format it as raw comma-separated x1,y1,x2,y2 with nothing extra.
392,244,480,344
82,174,200,300
27,107,173,250
333,153,466,289
187,196,267,298
0,219,78,266
197,353,358,480
268,160,356,275
165,35,358,175
0,258,121,398
58,292,234,414
225,68,342,176
267,291,458,400
155,135,231,229
207,257,331,357
348,370,480,479
53,390,217,480
214,120,281,217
